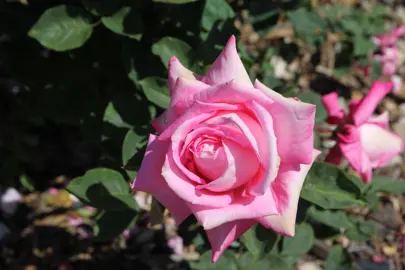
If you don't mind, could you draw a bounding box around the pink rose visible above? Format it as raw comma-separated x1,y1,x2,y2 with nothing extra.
372,26,405,48
322,81,404,182
132,36,319,262
373,26,405,77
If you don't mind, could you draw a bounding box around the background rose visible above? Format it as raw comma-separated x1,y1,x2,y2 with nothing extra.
322,81,404,182
132,35,319,262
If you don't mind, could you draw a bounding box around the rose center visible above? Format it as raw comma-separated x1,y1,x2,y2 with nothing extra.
191,136,227,181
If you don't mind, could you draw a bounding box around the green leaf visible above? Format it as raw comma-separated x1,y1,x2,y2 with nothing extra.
307,206,353,229
297,92,327,124
191,250,237,270
325,245,352,270
103,102,133,129
66,168,137,211
122,129,146,179
301,162,366,209
101,7,143,40
240,224,279,260
345,217,377,241
152,37,192,68
287,8,327,46
28,5,93,51
122,129,146,166
370,60,382,81
94,208,137,241
281,223,314,257
366,176,405,194
153,0,198,3
19,174,35,192
253,254,293,270
201,0,235,31
354,35,376,56
138,77,170,108
317,6,354,22
340,19,362,35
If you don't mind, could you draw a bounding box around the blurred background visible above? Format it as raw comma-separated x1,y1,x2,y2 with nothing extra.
1,0,405,269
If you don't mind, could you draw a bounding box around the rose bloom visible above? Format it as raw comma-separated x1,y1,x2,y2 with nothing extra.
132,36,319,262
322,81,403,183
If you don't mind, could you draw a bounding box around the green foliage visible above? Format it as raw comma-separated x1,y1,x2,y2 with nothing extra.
288,8,327,46
307,206,353,229
366,176,405,194
28,5,94,51
301,163,366,209
240,224,279,260
101,7,143,39
66,168,137,211
280,223,314,257
345,217,377,241
201,0,235,31
138,77,170,108
152,37,193,68
325,245,352,270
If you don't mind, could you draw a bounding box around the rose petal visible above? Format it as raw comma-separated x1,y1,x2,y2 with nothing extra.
168,56,199,94
359,123,404,168
202,35,253,87
193,138,227,181
367,111,389,129
321,92,346,124
193,80,274,109
189,186,279,230
351,81,393,126
393,26,405,37
132,135,191,224
254,79,316,165
152,77,210,134
245,101,279,195
159,101,242,141
203,111,267,167
162,144,233,207
338,125,372,183
257,150,321,236
205,219,256,263
196,138,260,192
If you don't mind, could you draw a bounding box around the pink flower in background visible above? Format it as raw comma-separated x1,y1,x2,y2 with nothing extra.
167,236,184,257
373,26,405,48
373,26,405,92
322,81,404,183
132,35,319,262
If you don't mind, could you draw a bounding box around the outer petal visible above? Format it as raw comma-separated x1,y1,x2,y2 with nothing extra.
382,61,397,77
351,81,393,126
206,219,256,263
257,150,321,236
245,101,279,195
321,92,345,124
132,135,191,224
168,56,199,94
359,123,404,168
152,77,210,133
367,111,389,129
254,80,316,165
190,186,279,230
201,35,253,87
393,26,405,37
338,125,372,183
159,101,241,141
